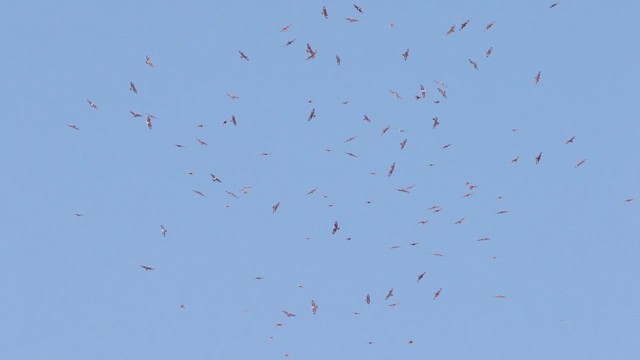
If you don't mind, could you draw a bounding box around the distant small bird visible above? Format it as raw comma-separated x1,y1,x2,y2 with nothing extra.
129,82,138,93
446,25,455,35
511,156,520,163
146,117,152,129
385,288,394,300
336,54,341,65
239,50,250,61
226,93,239,100
345,18,359,23
272,202,280,213
534,71,542,84
486,47,493,57
145,55,154,67
311,300,318,315
86,100,98,109
485,21,495,31
417,272,425,282
454,217,465,224
460,19,470,30
73,213,84,217
363,114,371,122
193,190,206,197
332,221,340,234
494,295,508,299
284,39,296,47
130,111,142,118
400,139,407,150
210,174,222,183
381,125,390,134
282,310,296,317
307,108,316,121
437,88,447,99
496,210,509,214
196,138,208,146
353,4,363,13
535,152,542,164
388,162,396,177
575,159,587,168
442,143,452,149
160,225,167,237
433,288,443,299
321,6,328,19
140,265,155,271
280,24,291,32
67,124,80,131
565,135,576,144
402,49,410,61
365,294,371,304
432,116,440,129
389,90,401,99
469,58,478,70
549,3,559,8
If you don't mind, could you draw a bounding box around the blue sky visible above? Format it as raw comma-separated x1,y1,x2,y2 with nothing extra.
1,1,639,359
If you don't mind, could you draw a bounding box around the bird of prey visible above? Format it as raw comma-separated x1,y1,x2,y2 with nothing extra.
469,59,478,70
486,47,493,57
565,135,576,144
485,21,495,31
193,190,206,197
210,174,222,183
460,19,470,30
353,4,363,13
381,125,390,134
332,221,340,234
385,288,394,300
145,55,154,67
129,82,138,93
306,188,318,195
282,310,296,317
437,88,447,99
284,39,296,47
534,71,542,84
239,50,250,61
272,202,280,213
511,156,520,163
454,217,465,224
389,90,401,99
280,24,291,32
73,213,84,216
226,93,239,100
146,117,152,129
225,191,239,199
365,294,371,304
311,300,318,315
345,18,359,23
67,124,80,131
433,288,443,299
549,3,559,8
345,136,357,143
363,114,371,122
196,139,208,146
140,265,155,271
336,54,341,65
442,144,452,149
307,108,316,121
496,210,509,214
432,116,440,129
535,152,542,164
160,225,167,237
575,159,587,168
417,272,426,282
420,84,426,98
446,25,455,35
321,6,328,19
86,100,98,109
400,139,407,150
477,237,491,241
230,115,237,126
388,162,396,177
402,49,410,61
494,295,508,299
130,111,142,117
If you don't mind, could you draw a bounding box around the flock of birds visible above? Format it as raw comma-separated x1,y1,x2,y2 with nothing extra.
66,2,636,356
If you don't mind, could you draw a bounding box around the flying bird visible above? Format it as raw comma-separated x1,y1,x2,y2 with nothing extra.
535,152,542,164
389,90,401,99
460,19,470,30
420,84,426,98
363,114,371,122
311,300,318,315
385,288,394,300
280,24,291,32
442,143,452,149
511,156,520,163
485,21,495,31
307,188,318,195
67,124,80,131
432,116,440,129
321,6,328,19
129,82,138,93
388,162,396,177
446,25,455,35
402,49,410,61
417,272,426,282
86,100,98,109
381,125,390,134
239,50,250,61
486,47,493,57
534,71,542,84
225,191,239,199
146,117,152,129
210,174,222,183
565,135,576,144
345,18,359,23
284,39,296,47
437,88,447,99
549,3,559,8
496,210,509,214
575,159,587,168
365,294,371,304
345,136,357,143
160,225,167,237
282,310,296,317
145,55,154,67
494,295,508,299
196,138,208,146
433,288,443,299
332,221,340,234
307,108,316,121
226,93,239,100
129,111,142,118
353,4,363,13
400,139,407,150
335,54,342,65
469,58,478,70
272,202,280,213
140,265,155,271
193,190,206,197
454,217,465,224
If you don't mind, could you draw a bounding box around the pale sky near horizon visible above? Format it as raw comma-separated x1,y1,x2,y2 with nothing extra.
1,1,639,359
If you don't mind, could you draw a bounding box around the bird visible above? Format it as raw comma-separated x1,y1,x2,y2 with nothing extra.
454,217,465,224
160,225,167,237
332,221,340,234
381,125,390,134
284,39,296,47
140,265,155,271
129,111,142,118
279,24,291,32
86,100,98,109
365,294,371,304
460,19,470,30
145,55,154,67
321,6,328,19
225,191,239,199
400,139,407,150
534,71,542,84
494,295,508,299
210,174,222,183
389,90,401,99
433,288,443,299
67,124,80,131
437,88,447,99
146,117,152,129
446,25,455,35
432,116,440,129
549,3,559,8
442,144,452,149
363,114,371,122
485,21,495,31
307,188,318,195
129,82,138,93
272,202,280,213
73,213,84,217
496,210,509,214
282,310,296,317
336,54,341,65
226,93,239,100
345,136,357,143
388,162,396,177
469,58,478,70
353,4,363,13
565,135,576,144
511,156,520,163
385,288,394,300
307,108,316,121
417,272,425,282
575,159,587,168
402,49,410,61
239,50,250,61
193,190,206,197
420,84,426,98
535,152,542,164
486,47,493,57
345,18,359,23
311,300,318,315
196,139,208,146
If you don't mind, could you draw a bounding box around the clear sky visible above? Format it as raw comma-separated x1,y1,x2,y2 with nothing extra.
1,1,639,359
